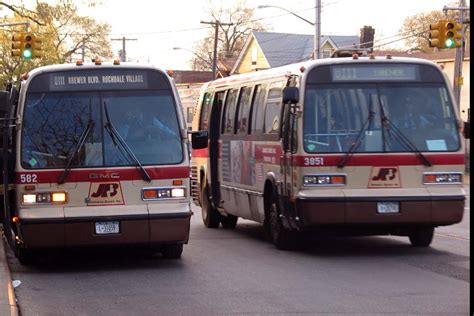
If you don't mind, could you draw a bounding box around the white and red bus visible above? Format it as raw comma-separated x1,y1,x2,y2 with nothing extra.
1,61,192,264
190,56,469,249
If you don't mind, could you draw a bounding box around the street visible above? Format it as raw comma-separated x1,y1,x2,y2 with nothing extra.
6,185,470,315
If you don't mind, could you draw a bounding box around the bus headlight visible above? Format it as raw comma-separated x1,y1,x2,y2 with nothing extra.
142,187,186,200
22,192,67,204
22,194,37,204
303,174,346,186
423,172,462,184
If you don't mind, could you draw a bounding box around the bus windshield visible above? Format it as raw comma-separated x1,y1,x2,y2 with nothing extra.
303,83,460,153
21,90,183,169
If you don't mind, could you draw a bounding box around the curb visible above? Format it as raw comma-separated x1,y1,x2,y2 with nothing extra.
0,226,18,316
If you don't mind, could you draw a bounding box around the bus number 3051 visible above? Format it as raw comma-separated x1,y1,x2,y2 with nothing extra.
303,157,324,166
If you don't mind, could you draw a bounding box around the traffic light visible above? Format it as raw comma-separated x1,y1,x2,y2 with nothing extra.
11,32,42,59
30,34,43,58
11,32,25,57
444,19,462,49
22,32,33,59
429,20,444,48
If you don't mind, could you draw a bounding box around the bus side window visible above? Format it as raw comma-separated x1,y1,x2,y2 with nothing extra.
236,86,253,134
222,89,238,134
264,83,284,134
250,85,266,134
199,93,212,131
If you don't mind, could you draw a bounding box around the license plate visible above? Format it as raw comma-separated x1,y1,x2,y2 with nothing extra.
95,221,120,234
377,202,399,214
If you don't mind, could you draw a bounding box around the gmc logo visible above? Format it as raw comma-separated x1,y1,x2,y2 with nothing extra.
89,173,120,180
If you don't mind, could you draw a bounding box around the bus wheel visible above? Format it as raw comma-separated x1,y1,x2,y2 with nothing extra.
265,192,294,250
161,243,183,259
16,246,36,265
409,227,434,247
220,214,238,229
200,185,220,228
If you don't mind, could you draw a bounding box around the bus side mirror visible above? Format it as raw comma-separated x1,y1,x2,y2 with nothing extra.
0,91,11,115
191,130,208,149
282,87,299,104
463,121,470,139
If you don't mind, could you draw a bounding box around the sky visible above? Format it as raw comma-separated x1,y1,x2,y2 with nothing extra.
20,0,471,69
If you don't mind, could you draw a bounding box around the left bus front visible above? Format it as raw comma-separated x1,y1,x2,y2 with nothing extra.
12,65,191,263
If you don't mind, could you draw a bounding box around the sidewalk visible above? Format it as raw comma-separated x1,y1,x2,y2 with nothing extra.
0,226,18,316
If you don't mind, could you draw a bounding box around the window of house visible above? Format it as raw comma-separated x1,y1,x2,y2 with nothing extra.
322,49,333,58
222,89,238,134
186,107,194,124
236,86,253,134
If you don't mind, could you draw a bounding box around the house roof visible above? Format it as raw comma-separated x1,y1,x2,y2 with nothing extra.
170,70,214,84
252,31,360,67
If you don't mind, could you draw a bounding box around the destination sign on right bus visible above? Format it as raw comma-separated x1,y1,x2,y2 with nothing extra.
331,64,418,81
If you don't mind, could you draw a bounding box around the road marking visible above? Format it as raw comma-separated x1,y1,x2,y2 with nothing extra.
435,232,470,241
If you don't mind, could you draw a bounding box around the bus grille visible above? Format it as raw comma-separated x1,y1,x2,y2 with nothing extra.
190,166,200,204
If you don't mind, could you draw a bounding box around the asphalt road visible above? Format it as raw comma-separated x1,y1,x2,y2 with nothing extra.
6,186,470,315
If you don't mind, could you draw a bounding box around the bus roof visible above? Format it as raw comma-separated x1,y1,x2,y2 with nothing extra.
207,56,441,88
25,62,171,79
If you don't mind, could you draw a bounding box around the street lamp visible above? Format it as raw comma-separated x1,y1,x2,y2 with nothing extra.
173,47,217,75
258,3,321,59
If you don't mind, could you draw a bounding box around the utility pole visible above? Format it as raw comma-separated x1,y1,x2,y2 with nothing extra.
443,2,469,110
111,36,137,62
200,20,233,80
314,0,321,59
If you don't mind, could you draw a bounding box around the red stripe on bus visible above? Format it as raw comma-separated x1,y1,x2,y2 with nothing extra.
15,166,190,184
292,154,464,167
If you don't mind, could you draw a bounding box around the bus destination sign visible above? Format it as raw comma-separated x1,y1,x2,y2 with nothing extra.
331,64,418,82
49,70,148,91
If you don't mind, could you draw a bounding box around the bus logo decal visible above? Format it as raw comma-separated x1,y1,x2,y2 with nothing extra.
87,182,124,205
368,167,401,188
91,183,119,198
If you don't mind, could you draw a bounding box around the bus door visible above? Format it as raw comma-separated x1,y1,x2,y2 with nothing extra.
280,84,299,230
209,91,225,209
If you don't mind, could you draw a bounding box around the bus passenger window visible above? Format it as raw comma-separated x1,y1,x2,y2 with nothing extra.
199,93,211,130
264,86,283,134
250,85,266,134
222,89,238,134
236,87,253,134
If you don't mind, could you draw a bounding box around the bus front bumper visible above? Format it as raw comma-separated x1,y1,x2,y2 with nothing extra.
294,188,465,228
16,203,192,249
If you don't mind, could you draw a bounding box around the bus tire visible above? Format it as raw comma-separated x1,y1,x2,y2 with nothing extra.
264,190,295,250
220,214,238,229
161,243,183,259
200,185,220,228
409,227,434,247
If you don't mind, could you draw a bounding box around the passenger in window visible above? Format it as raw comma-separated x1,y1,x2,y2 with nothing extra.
397,94,440,130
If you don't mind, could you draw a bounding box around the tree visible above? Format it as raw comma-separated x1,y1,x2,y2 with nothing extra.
191,0,267,72
0,1,113,87
400,7,470,52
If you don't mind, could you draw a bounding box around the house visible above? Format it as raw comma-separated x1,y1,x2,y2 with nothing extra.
170,70,213,129
231,31,360,74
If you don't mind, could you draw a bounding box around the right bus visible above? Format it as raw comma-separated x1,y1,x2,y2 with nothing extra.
190,55,469,249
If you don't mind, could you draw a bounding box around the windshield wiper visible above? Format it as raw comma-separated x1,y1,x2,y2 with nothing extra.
378,96,432,167
58,118,94,184
103,102,151,182
337,97,376,168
